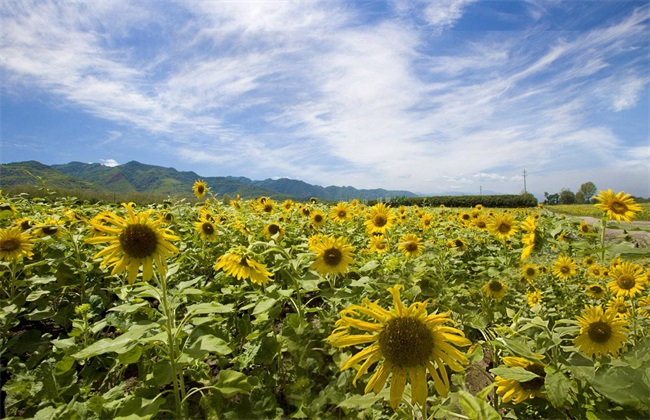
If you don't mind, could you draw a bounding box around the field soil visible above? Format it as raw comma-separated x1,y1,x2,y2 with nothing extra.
579,217,650,248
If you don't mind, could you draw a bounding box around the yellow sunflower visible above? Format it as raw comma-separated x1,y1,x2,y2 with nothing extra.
552,255,578,280
607,261,646,298
585,283,607,299
521,263,539,282
0,226,35,261
526,290,543,308
578,221,592,234
311,235,355,276
420,213,435,230
327,285,471,409
494,356,546,404
594,189,642,223
263,222,285,241
368,234,389,254
281,200,295,212
192,180,208,199
472,215,488,230
481,280,508,301
397,233,424,258
14,217,33,231
34,217,65,238
606,297,630,318
214,251,273,286
258,198,276,214
447,238,468,251
488,213,519,240
85,203,180,283
636,295,650,319
364,203,396,235
330,202,352,223
194,217,218,241
589,264,607,278
574,305,628,358
582,256,596,267
310,210,327,229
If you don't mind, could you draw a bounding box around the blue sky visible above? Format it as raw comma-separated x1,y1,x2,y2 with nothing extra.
1,0,648,198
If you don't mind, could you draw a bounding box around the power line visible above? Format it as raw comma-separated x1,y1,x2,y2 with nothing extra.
523,169,527,194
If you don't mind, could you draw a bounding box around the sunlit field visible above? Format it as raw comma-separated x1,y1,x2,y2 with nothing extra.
1,187,649,419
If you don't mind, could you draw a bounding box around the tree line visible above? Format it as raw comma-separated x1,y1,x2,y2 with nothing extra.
544,182,648,204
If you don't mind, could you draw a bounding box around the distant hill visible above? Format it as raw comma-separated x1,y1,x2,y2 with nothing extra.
0,160,419,201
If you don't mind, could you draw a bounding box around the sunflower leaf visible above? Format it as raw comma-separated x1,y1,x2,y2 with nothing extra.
489,366,540,382
544,366,572,408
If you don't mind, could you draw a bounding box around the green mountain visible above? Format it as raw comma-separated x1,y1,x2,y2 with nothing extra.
1,160,418,201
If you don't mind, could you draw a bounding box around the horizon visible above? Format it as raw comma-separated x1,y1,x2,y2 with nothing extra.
1,1,648,199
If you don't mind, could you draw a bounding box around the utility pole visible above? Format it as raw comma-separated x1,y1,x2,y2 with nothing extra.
523,170,527,194
479,186,482,195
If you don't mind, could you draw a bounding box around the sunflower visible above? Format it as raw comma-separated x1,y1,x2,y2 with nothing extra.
606,297,630,318
607,261,646,298
85,203,180,284
574,305,628,358
420,213,435,230
194,218,218,241
263,222,285,241
365,203,396,235
481,280,508,301
494,356,546,404
310,210,327,229
0,226,35,261
330,202,352,223
488,213,518,240
526,290,542,308
192,180,208,199
327,285,471,409
637,295,650,319
14,217,33,231
521,263,539,282
586,283,607,299
578,221,592,234
34,217,65,238
368,234,389,254
447,238,467,251
214,251,273,286
397,233,424,258
259,198,276,214
281,200,295,212
311,235,355,276
589,264,607,278
552,255,578,280
472,215,488,230
582,256,596,267
594,189,642,223
458,212,472,225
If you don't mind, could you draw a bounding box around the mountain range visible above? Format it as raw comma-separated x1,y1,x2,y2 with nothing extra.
0,160,418,202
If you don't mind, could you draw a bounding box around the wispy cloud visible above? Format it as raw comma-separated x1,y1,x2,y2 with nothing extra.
1,0,648,196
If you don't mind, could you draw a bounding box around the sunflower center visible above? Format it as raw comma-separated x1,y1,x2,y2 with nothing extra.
119,223,159,259
497,222,511,234
202,222,214,235
323,248,342,266
560,266,570,274
379,317,434,368
263,204,273,213
587,321,612,343
617,275,635,290
338,210,347,218
405,242,419,252
526,268,536,277
20,220,32,230
197,185,205,194
373,214,387,227
314,214,323,223
239,257,249,267
488,281,503,292
267,224,280,235
454,239,464,247
610,201,628,214
520,363,546,391
42,226,58,236
0,239,20,252
476,221,486,228
589,285,603,294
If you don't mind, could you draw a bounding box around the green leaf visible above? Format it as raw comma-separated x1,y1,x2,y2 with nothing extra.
108,301,150,313
215,370,252,397
589,365,650,412
458,390,501,420
114,396,166,420
118,345,143,365
185,302,234,317
153,361,172,386
358,260,380,272
490,366,540,382
253,297,277,316
494,337,545,361
337,392,383,410
186,334,232,358
544,367,572,408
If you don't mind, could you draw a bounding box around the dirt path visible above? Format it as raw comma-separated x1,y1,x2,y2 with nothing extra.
578,217,650,248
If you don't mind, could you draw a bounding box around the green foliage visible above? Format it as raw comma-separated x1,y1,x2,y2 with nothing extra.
379,193,538,208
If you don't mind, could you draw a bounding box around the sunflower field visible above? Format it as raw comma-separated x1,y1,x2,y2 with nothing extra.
1,186,649,419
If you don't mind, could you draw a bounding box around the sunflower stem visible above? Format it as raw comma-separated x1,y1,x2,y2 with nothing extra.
599,218,607,262
155,270,187,419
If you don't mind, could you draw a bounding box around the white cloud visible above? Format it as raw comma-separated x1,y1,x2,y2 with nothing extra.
99,159,119,167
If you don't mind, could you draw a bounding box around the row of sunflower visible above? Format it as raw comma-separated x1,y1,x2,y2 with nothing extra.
0,185,648,419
